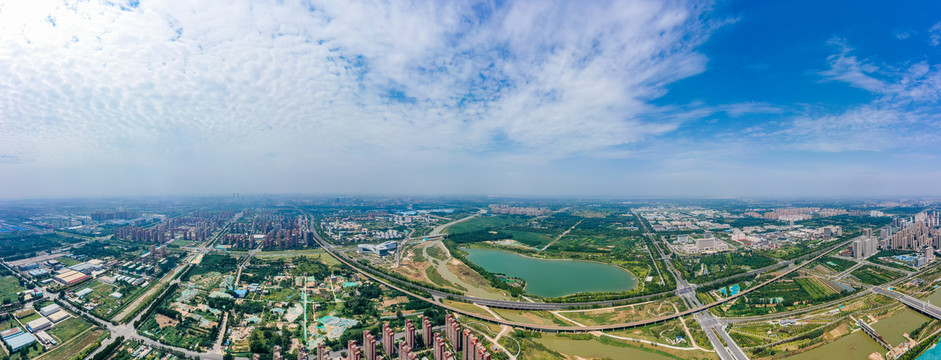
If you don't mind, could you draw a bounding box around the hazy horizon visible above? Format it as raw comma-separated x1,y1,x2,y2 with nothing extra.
3,0,940,199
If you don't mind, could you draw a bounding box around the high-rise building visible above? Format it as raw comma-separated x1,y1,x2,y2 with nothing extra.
404,319,416,350
382,323,395,357
884,213,941,250
422,316,433,348
927,246,936,263
317,345,328,360
398,341,410,360
462,330,475,360
349,340,361,360
363,330,377,360
273,345,282,360
476,343,490,360
853,235,878,259
445,315,461,350
434,333,445,360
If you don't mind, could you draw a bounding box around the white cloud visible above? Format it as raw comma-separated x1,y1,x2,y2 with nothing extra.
931,21,941,46
819,38,886,92
783,39,941,153
0,0,722,197
782,107,937,152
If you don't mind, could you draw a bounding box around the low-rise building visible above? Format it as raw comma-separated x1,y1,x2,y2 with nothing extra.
357,241,398,256
53,269,90,286
47,311,70,323
39,304,61,317
34,330,56,346
25,317,52,333
2,332,37,352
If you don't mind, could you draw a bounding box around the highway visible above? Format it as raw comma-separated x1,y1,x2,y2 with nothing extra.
636,212,749,360
871,286,941,320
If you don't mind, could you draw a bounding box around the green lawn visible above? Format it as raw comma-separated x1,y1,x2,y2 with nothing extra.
0,276,25,303
0,319,21,331
794,277,836,299
851,265,904,285
260,287,300,302
447,216,523,234
818,256,857,272
48,317,92,342
56,256,80,266
424,265,465,291
502,230,554,247
426,245,447,261
40,329,106,360
18,313,40,323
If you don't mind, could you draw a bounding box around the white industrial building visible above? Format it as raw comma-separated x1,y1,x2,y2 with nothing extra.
357,241,399,256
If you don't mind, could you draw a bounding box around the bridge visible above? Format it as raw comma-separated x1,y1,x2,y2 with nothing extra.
871,286,941,321
858,319,891,350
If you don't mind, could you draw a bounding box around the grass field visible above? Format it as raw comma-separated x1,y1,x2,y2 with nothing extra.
817,256,857,272
535,333,683,360
0,319,21,331
18,313,41,323
260,287,300,302
447,216,523,234
424,265,465,291
491,308,568,326
256,249,341,266
35,329,105,360
426,245,447,261
0,276,25,303
851,265,904,285
171,240,198,247
502,230,554,247
55,256,80,266
441,299,494,318
794,277,837,299
559,301,680,326
48,317,92,342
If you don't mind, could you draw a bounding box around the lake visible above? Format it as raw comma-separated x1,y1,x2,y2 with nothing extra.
462,248,639,298
918,287,941,360
787,331,885,360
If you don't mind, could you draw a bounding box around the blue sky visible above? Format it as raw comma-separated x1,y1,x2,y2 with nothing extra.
1,0,940,198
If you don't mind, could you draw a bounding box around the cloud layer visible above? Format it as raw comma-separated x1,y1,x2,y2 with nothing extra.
1,1,940,198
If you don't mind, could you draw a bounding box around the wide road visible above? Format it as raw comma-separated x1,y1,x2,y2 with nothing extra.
636,212,748,360
310,225,861,332
871,286,941,320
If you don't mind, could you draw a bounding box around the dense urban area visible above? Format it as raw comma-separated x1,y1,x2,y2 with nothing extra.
2,196,941,360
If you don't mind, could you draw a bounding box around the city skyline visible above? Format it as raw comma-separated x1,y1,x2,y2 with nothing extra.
2,0,941,199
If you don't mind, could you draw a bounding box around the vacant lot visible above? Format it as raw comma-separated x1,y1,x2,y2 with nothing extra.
0,276,25,303
36,328,105,360
851,265,903,285
48,317,92,342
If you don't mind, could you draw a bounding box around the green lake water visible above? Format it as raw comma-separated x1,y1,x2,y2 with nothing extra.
462,248,638,298
917,287,941,360
792,306,930,360
788,331,884,360
873,308,930,345
535,335,674,360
